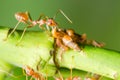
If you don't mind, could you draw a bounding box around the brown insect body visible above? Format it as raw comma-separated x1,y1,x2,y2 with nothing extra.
52,27,65,39
52,28,81,52
66,29,87,44
24,66,44,80
66,29,104,47
62,35,81,51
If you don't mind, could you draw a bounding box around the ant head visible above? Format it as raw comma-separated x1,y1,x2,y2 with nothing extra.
15,12,29,23
23,66,34,76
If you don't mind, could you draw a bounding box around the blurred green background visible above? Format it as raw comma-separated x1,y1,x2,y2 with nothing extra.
0,0,119,51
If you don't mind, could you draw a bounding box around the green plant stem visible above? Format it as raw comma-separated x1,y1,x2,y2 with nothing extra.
0,27,120,80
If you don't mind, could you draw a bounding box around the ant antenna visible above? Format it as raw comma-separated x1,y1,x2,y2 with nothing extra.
53,9,73,23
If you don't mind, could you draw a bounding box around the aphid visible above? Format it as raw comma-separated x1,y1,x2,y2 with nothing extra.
62,35,81,51
23,66,44,80
66,29,87,44
86,40,104,48
66,29,104,47
52,27,68,52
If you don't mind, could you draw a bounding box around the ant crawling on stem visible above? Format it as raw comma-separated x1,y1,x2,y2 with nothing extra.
5,9,72,44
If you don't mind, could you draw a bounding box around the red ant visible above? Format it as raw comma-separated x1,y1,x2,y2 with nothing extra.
6,9,72,43
23,65,44,80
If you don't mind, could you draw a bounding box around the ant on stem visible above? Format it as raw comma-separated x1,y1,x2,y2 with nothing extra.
65,29,104,47
6,9,72,44
23,65,45,80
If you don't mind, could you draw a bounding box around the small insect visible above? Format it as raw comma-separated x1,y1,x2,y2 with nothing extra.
6,9,72,44
85,40,104,48
66,29,104,47
62,35,81,51
23,66,44,80
52,27,68,52
52,27,81,52
66,29,86,44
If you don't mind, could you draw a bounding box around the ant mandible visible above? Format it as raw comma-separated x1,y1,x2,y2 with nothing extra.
7,9,72,43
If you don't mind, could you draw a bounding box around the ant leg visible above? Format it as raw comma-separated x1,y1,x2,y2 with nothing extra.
56,38,68,61
7,20,21,39
53,9,72,23
16,27,27,45
22,67,28,80
0,68,18,78
70,56,74,79
46,25,50,31
37,14,50,32
65,56,74,80
58,70,63,80
86,40,105,47
30,77,33,80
